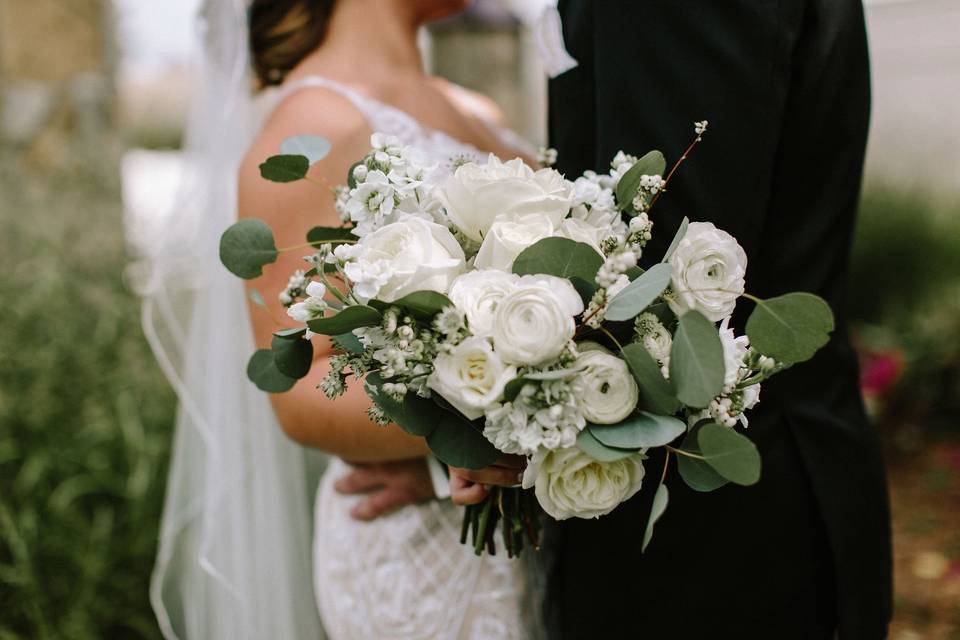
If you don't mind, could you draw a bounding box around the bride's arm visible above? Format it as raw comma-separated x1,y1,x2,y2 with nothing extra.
238,88,430,462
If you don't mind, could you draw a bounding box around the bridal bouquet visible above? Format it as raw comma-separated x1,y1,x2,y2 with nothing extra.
220,124,835,556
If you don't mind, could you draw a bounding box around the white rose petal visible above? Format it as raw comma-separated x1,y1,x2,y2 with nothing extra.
718,316,750,391
574,342,639,425
492,275,584,365
448,270,520,338
556,218,606,255
522,447,646,520
428,337,517,420
668,222,747,322
474,213,556,270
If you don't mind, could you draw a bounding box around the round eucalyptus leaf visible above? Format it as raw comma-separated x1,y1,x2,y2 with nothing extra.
676,422,730,492
697,423,761,486
389,290,454,320
576,429,639,462
426,412,501,470
604,263,673,321
332,331,363,354
364,374,441,437
746,292,835,364
620,343,680,415
259,154,309,183
271,333,313,379
246,349,297,393
280,134,331,164
512,237,604,283
642,483,669,552
588,411,685,449
219,218,278,279
669,310,725,408
306,225,356,247
616,150,667,212
307,305,381,335
273,327,307,340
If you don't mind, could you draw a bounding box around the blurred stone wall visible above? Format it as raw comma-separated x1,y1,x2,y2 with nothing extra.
0,0,114,167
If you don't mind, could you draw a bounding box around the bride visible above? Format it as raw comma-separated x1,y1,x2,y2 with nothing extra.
136,0,564,638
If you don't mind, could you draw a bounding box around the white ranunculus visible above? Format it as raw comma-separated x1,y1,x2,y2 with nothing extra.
439,155,572,242
718,317,750,391
492,275,584,365
667,222,747,322
522,447,646,520
574,343,639,425
343,214,466,303
448,270,519,338
556,218,606,255
428,337,517,420
474,213,556,270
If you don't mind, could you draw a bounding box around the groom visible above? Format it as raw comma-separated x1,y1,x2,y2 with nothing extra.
450,0,891,638
535,0,892,638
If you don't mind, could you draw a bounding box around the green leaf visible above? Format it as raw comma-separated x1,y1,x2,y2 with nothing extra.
576,429,639,462
364,374,441,437
604,263,673,321
616,150,667,212
273,327,307,339
246,349,297,393
620,343,680,415
569,276,598,307
669,311,725,408
661,217,689,263
219,218,279,279
249,288,266,308
588,411,685,449
270,333,313,379
677,422,730,492
697,423,761,486
746,292,835,364
512,237,604,283
259,154,310,182
426,413,501,469
306,226,356,247
307,305,381,335
280,134,331,164
642,483,669,552
332,331,363,354
388,290,453,321
503,376,531,403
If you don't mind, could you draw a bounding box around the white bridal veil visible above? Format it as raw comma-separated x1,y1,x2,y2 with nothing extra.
127,0,324,637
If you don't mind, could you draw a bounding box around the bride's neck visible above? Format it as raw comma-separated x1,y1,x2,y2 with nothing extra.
306,0,425,83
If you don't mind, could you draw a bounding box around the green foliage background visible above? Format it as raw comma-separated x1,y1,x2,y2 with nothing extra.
0,163,174,639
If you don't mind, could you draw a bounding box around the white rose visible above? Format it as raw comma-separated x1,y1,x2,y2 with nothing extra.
448,270,519,338
344,214,466,303
522,447,646,520
574,343,639,425
718,316,750,391
440,155,572,242
556,218,606,255
668,222,747,322
492,275,584,365
474,213,556,270
428,337,517,420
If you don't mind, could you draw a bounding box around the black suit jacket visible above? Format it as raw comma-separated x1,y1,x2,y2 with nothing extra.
546,1,892,638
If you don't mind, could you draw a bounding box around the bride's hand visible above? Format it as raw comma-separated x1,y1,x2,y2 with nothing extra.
449,456,526,506
335,459,435,521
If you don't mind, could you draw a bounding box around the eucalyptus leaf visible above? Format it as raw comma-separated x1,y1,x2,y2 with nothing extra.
669,311,725,408
604,263,673,321
503,377,531,403
616,150,667,212
524,367,584,381
246,349,297,393
576,429,639,462
677,422,730,492
306,226,356,247
307,305,381,335
588,412,685,449
388,290,454,320
620,343,680,415
364,374,441,437
271,333,313,379
426,412,501,469
512,237,604,283
273,327,307,340
661,217,689,263
642,483,669,552
746,292,835,364
280,134,331,164
697,423,761,486
332,331,364,354
219,218,279,279
259,154,310,183
249,288,266,308
569,276,598,307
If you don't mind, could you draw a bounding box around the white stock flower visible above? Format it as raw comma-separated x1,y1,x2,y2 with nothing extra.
439,155,571,242
286,281,327,323
522,447,646,520
483,394,585,455
574,343,639,424
474,213,556,270
427,337,517,420
492,275,584,365
667,222,747,322
344,215,466,303
718,317,750,391
448,270,520,338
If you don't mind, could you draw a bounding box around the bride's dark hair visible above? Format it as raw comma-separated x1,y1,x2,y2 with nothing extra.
249,0,335,87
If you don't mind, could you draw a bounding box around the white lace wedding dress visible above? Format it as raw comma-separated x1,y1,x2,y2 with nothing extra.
273,75,536,640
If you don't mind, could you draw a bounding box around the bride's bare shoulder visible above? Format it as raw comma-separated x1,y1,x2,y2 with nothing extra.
430,77,505,126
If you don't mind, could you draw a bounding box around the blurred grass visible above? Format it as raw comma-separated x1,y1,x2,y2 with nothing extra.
0,159,174,639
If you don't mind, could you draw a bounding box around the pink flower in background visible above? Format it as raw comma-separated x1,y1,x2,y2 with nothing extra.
860,350,903,398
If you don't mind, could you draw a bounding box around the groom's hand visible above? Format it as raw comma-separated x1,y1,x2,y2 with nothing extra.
449,456,526,506
335,459,435,521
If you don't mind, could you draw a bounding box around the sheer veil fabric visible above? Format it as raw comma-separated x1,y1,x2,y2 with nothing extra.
127,0,324,637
